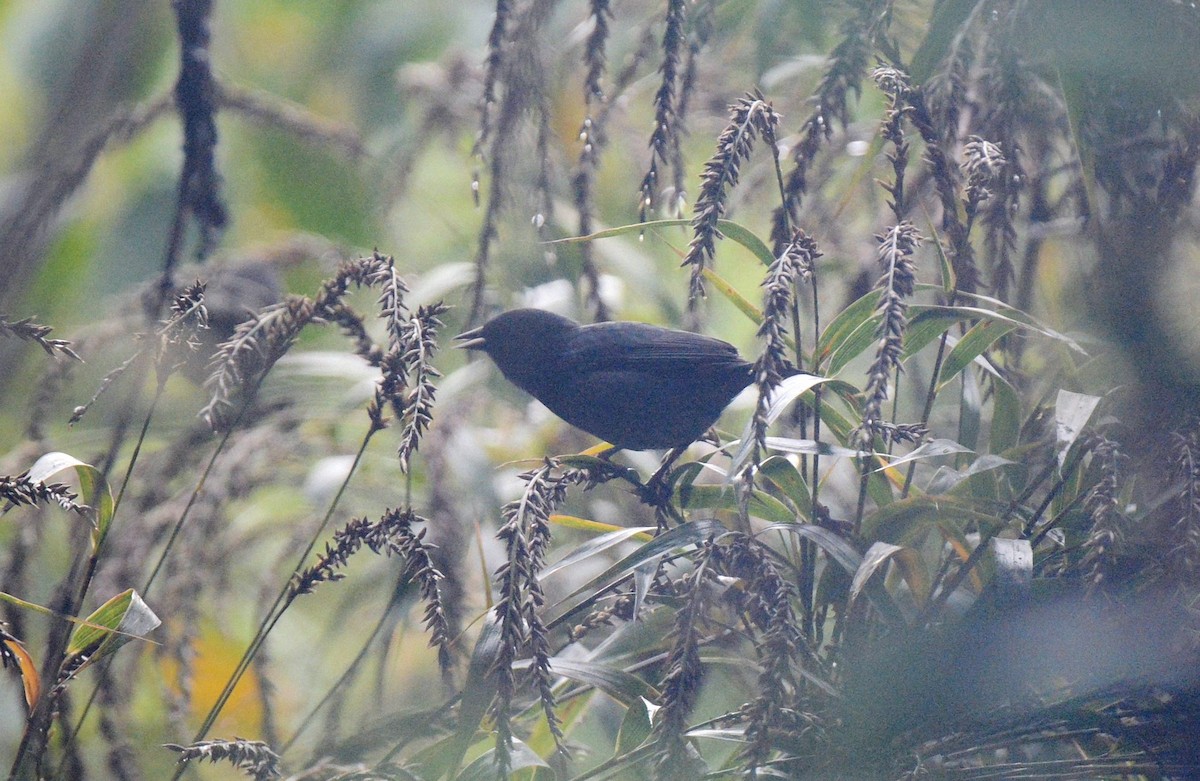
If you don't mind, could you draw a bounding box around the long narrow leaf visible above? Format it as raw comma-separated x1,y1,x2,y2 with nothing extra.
540,526,657,580
936,319,1016,389
513,656,660,705
547,218,774,267
545,519,728,630
760,523,905,625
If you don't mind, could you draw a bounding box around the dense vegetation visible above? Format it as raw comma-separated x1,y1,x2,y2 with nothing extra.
1,1,1199,779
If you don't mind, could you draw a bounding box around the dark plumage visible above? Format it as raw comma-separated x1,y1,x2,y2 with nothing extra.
456,308,755,450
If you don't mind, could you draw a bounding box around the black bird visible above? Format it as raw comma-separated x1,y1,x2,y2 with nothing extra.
456,308,755,451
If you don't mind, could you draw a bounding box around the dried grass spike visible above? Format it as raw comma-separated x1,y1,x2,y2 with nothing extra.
752,229,820,456
684,93,781,310
165,737,280,780
638,0,687,222
201,296,316,430
859,222,921,446
397,303,448,473
0,314,82,362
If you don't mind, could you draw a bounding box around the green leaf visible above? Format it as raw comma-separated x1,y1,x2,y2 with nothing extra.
959,366,982,453
726,373,849,471
863,495,1007,546
900,309,964,360
916,287,1086,354
455,738,549,781
936,319,1016,390
989,375,1022,455
27,451,115,549
61,589,159,684
820,292,881,376
875,438,972,472
547,218,774,266
1055,67,1100,219
678,483,795,525
545,219,690,244
418,612,503,778
615,698,653,756
929,220,956,294
926,454,1017,495
759,523,859,579
761,523,905,626
545,519,729,630
758,455,811,517
714,220,775,267
850,542,929,609
515,657,659,706
909,0,980,84
540,527,656,580
760,437,867,460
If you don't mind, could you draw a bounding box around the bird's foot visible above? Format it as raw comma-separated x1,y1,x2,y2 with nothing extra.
636,473,684,529
636,474,673,507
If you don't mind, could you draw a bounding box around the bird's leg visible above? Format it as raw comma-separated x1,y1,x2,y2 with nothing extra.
637,446,687,519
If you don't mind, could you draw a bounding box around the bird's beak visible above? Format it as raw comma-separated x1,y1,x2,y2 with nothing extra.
454,326,486,350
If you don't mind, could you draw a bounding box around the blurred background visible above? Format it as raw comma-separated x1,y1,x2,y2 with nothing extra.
1,0,1199,779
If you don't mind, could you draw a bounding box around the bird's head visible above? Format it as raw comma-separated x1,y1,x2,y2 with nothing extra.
455,308,580,390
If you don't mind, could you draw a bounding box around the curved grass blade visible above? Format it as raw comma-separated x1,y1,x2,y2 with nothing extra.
541,525,656,580
850,541,929,610
513,656,660,706
760,523,905,626
455,738,549,781
935,319,1017,390
27,451,115,549
547,218,774,267
60,589,160,685
545,519,728,630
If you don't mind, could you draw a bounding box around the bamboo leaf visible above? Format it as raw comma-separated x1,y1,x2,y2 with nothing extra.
541,525,657,579
547,218,774,267
990,375,1022,455
758,455,812,517
850,542,929,609
546,519,728,630
936,319,1016,390
456,738,549,781
514,657,659,706
616,698,653,755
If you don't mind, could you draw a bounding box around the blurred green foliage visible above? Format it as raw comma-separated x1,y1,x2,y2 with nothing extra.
1,0,1199,779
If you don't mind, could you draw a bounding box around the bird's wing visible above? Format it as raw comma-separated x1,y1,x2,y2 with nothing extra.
562,322,747,374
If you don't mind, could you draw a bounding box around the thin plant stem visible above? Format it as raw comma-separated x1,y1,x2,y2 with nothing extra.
809,271,821,513
172,428,375,780
48,383,167,781
902,330,950,498
280,569,401,755
142,374,266,595
18,381,166,781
